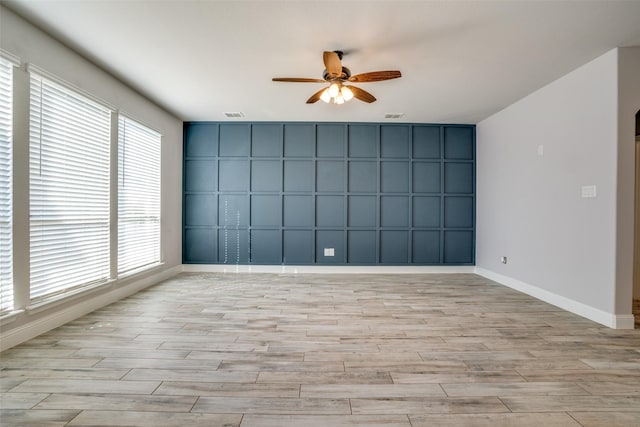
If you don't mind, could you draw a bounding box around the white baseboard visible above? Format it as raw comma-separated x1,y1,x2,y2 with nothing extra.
611,315,636,329
475,267,634,330
0,265,182,351
181,264,477,274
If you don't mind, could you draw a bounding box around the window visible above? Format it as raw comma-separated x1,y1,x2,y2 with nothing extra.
118,116,161,274
0,56,15,312
29,72,111,303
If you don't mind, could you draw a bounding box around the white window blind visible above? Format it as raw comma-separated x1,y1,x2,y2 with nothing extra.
118,116,161,275
29,73,111,303
0,56,15,312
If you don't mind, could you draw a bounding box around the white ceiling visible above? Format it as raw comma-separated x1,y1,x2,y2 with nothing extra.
4,0,640,123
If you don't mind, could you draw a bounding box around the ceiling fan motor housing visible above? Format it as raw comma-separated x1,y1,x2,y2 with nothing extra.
323,66,351,81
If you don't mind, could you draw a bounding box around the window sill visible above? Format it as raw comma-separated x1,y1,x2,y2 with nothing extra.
10,262,165,318
0,309,25,326
118,262,165,281
26,279,116,315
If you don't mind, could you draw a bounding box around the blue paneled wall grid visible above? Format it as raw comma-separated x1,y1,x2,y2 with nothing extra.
183,122,475,265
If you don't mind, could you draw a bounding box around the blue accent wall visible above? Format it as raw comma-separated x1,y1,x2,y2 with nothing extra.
183,122,475,265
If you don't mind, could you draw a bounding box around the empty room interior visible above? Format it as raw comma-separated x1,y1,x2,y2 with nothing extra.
1,1,640,426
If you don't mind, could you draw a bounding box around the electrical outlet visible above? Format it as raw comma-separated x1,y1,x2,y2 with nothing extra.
324,248,335,257
501,256,508,264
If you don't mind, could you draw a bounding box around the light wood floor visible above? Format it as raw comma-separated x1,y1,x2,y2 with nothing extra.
1,273,640,426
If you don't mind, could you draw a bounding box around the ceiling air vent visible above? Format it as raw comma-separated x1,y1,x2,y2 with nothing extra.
384,113,404,119
223,112,244,118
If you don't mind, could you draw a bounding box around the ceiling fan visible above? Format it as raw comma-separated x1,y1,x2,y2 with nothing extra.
272,51,401,104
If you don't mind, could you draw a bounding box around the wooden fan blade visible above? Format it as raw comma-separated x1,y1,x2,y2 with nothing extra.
349,86,376,103
349,70,402,83
306,87,327,104
273,77,326,83
323,51,342,78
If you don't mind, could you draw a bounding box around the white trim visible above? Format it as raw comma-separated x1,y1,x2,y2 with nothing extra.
0,309,23,325
0,265,181,352
0,49,20,66
25,279,115,314
118,111,163,138
109,111,119,279
181,264,476,274
26,63,116,111
611,315,636,329
475,267,634,329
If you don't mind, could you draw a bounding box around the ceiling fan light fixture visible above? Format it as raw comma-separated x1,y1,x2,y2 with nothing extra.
272,51,400,105
341,85,354,101
328,83,340,98
320,88,331,103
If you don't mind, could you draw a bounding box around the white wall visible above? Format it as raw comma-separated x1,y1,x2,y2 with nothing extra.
617,48,640,306
476,49,626,327
0,6,183,349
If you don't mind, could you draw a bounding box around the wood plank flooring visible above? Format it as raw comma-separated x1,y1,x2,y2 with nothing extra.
1,273,639,426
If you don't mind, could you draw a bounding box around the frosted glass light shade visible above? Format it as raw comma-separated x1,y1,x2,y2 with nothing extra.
341,86,354,101
320,88,331,103
328,83,340,98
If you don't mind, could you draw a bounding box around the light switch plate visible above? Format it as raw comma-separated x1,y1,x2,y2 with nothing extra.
581,185,597,198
